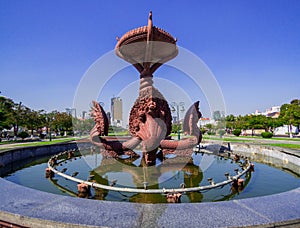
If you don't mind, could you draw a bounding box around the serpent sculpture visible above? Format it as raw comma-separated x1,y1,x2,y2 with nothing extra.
90,12,202,165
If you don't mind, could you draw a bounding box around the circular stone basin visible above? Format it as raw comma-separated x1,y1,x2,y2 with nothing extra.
116,41,178,66
115,25,178,65
1,146,300,204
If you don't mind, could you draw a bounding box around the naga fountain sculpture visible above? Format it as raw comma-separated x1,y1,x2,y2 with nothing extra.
90,12,202,165
43,12,254,203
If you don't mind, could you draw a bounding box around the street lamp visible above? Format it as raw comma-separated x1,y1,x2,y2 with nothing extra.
170,102,185,140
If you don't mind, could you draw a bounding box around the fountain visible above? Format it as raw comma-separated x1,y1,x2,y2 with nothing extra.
0,11,299,227
42,12,254,201
89,11,202,166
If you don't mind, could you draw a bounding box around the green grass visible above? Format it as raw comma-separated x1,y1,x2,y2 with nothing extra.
202,135,300,148
108,131,130,136
0,138,77,151
259,137,300,141
204,134,300,141
202,135,247,143
228,135,299,141
263,143,300,150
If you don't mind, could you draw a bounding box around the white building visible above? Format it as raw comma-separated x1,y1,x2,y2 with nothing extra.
253,106,280,118
111,97,123,127
274,125,299,136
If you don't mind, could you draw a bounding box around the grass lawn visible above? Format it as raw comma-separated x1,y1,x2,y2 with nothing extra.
108,132,130,136
202,135,248,143
202,135,300,149
204,134,299,141
237,135,300,141
0,138,77,151
263,143,300,150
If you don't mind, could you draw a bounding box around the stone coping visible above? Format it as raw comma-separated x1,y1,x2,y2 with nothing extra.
0,143,300,227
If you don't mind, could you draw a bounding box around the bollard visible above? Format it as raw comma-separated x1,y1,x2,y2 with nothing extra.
238,178,244,187
49,157,57,166
233,154,240,162
68,151,74,159
45,168,54,178
166,192,182,203
77,182,91,198
249,163,255,172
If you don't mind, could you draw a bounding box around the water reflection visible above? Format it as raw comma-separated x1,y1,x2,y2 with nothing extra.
90,153,204,203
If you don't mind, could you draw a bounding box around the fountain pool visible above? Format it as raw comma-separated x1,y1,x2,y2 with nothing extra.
2,144,299,204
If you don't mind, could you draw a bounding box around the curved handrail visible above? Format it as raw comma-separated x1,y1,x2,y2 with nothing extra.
47,151,253,194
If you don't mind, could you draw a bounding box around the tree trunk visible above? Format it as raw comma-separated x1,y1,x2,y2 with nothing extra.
13,124,18,137
289,124,293,138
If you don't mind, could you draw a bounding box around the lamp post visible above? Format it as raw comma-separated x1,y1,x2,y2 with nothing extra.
171,102,185,140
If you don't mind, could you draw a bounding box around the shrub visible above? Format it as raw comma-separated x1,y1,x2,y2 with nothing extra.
261,132,273,138
67,131,74,136
18,131,29,140
207,130,216,135
200,128,206,135
232,129,241,137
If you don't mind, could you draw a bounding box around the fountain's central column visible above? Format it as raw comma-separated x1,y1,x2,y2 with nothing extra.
90,11,202,165
115,12,178,165
127,69,172,165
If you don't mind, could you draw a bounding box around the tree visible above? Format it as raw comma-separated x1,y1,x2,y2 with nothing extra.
11,102,26,137
22,109,45,136
225,114,281,133
0,96,78,138
73,117,94,136
225,114,237,129
226,114,235,122
53,112,72,133
0,96,15,130
279,99,300,137
205,123,214,131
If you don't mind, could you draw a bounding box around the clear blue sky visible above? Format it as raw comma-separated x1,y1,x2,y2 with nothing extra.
1,0,299,119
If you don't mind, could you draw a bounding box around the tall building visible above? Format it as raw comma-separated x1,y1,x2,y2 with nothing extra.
111,97,123,127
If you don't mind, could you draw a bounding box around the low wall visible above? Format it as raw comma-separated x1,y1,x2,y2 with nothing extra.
230,143,300,175
0,142,299,227
0,143,78,168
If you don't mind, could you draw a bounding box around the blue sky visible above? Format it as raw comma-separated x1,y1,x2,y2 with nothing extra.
1,0,299,120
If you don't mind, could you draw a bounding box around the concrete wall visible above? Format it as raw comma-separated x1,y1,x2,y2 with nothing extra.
230,143,300,175
0,143,78,168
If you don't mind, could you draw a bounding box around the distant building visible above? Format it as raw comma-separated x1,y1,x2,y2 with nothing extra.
82,111,87,119
111,97,123,127
253,106,280,118
65,108,77,118
266,106,280,118
198,117,215,128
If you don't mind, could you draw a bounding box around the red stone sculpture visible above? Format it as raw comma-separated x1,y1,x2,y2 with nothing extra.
90,12,202,165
